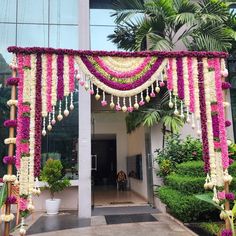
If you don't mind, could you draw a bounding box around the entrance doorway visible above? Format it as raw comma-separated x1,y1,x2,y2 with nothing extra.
92,138,117,186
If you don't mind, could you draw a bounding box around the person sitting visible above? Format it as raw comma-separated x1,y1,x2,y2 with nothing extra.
116,170,127,191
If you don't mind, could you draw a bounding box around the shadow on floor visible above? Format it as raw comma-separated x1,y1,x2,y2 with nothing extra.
26,212,90,235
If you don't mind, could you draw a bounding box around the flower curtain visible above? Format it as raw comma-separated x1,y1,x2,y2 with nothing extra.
6,46,230,213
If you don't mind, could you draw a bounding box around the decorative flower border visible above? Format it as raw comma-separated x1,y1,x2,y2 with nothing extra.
7,46,228,58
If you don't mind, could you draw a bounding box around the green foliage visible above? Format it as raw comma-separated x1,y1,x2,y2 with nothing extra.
110,0,236,52
195,193,223,211
165,174,205,194
125,91,184,134
175,161,205,177
0,183,7,208
40,159,71,199
200,222,222,235
157,187,218,222
155,135,203,176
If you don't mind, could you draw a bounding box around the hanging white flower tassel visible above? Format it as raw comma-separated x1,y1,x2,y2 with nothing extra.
57,101,63,121
19,217,26,236
180,101,185,119
139,91,145,106
70,92,74,110
191,113,195,129
186,107,190,123
145,88,150,103
76,69,80,80
122,97,127,112
52,106,56,125
47,113,52,131
160,72,165,87
116,97,121,111
95,87,100,100
174,96,179,115
212,186,219,204
128,97,133,112
84,78,89,91
204,173,213,189
110,95,115,109
196,119,201,136
64,96,70,117
169,91,173,108
27,195,35,211
134,95,139,110
89,82,94,95
155,79,160,93
79,73,85,86
42,117,46,136
101,91,107,106
223,169,233,183
150,84,155,97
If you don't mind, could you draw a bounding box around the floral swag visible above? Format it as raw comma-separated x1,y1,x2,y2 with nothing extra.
5,46,231,229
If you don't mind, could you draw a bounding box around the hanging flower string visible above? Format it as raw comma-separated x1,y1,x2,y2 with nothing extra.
176,57,184,100
46,54,53,113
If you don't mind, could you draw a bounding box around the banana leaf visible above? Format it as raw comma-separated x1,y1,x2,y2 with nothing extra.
0,183,8,208
195,193,223,211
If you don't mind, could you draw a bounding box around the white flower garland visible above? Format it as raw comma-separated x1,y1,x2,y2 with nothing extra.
215,151,224,186
3,175,17,182
208,71,216,102
102,56,145,72
75,56,168,97
203,58,217,186
19,156,29,195
28,54,37,194
41,54,48,117
183,57,190,107
172,58,178,96
192,58,200,119
22,64,31,103
51,54,58,106
1,213,15,222
7,99,18,107
4,138,16,145
63,55,70,96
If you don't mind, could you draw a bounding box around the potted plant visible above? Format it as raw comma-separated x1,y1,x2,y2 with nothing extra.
40,159,71,215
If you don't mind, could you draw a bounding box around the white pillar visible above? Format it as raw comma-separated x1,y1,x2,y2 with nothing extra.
78,0,91,219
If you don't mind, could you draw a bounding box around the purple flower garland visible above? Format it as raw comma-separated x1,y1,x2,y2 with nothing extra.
34,54,42,177
3,120,17,128
7,46,228,58
57,54,64,100
6,196,17,204
176,57,184,100
81,56,163,90
6,77,19,86
198,58,210,172
21,116,30,140
212,114,220,138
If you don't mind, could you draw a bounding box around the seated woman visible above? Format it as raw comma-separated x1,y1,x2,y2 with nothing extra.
116,170,127,191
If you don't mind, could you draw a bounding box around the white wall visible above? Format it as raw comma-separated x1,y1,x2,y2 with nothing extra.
93,112,128,173
127,126,148,200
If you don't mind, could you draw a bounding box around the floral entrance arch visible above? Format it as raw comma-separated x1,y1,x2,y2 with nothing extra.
2,46,232,235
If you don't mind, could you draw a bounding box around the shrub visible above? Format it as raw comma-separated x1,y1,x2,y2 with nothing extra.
165,174,205,194
155,135,202,177
175,161,205,177
157,186,218,222
40,159,71,199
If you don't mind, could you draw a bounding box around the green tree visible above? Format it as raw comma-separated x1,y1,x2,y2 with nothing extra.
109,0,236,52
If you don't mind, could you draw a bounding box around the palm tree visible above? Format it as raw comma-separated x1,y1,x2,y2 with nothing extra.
109,0,236,52
109,0,236,134
126,90,184,134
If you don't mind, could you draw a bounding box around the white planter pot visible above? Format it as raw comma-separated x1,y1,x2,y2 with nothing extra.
46,199,61,215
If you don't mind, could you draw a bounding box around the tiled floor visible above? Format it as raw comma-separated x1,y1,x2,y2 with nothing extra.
93,185,147,206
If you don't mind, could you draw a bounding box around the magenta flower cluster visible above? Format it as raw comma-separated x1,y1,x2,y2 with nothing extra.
225,120,232,127
3,120,17,128
225,192,235,201
222,229,232,236
222,82,231,90
6,196,17,204
176,57,184,100
6,77,19,86
3,156,16,165
57,54,64,100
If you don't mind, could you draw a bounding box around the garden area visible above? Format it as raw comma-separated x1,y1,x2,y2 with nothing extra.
155,134,236,235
